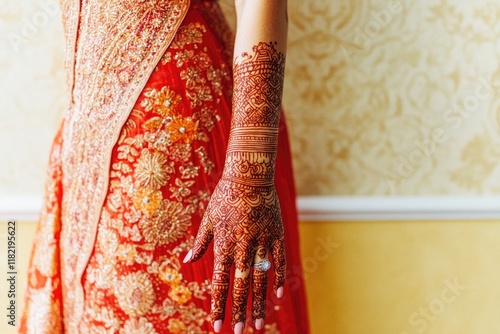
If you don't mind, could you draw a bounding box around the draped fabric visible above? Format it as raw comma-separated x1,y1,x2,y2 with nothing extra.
20,0,310,333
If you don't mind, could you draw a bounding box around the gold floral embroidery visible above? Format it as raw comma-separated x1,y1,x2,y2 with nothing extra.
167,318,187,333
117,243,140,266
178,302,208,324
56,0,190,329
195,146,214,174
77,3,237,332
178,58,199,77
187,84,213,106
143,117,165,133
142,86,183,117
168,284,193,305
148,130,172,151
170,22,206,49
84,253,117,289
174,50,197,68
121,317,158,334
158,264,182,285
132,188,163,216
134,150,172,189
264,323,281,334
115,272,156,317
194,106,220,132
138,200,191,245
117,142,141,163
168,116,198,144
170,143,192,162
161,298,178,318
170,178,196,200
96,226,119,254
80,290,121,331
179,163,199,179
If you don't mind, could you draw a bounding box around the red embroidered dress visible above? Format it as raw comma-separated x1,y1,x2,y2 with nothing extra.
20,0,309,333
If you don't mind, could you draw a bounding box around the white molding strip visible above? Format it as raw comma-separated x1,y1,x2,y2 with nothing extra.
0,196,43,222
297,196,500,221
0,196,499,222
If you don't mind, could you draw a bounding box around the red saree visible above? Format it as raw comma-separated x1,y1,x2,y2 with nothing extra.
20,0,309,333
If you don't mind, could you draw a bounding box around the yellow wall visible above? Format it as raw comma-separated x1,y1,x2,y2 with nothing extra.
2,220,500,334
299,221,500,334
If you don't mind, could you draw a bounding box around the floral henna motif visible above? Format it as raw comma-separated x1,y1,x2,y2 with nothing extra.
187,42,287,330
230,41,285,129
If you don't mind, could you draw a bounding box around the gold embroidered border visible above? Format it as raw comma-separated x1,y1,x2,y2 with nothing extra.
58,0,190,331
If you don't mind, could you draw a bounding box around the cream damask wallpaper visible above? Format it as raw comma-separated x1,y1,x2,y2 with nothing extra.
284,0,500,195
2,0,500,197
1,0,66,196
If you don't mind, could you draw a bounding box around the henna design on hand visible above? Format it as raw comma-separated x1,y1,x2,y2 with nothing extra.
232,276,250,327
252,263,268,322
187,42,287,331
211,261,231,325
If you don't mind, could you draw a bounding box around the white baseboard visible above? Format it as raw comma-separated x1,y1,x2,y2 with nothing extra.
0,196,43,222
297,196,500,221
0,196,499,222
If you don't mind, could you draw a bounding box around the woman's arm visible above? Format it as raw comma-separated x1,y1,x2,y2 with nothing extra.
185,1,289,333
234,0,287,56
228,0,288,187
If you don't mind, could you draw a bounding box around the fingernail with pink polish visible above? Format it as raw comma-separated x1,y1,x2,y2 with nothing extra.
183,249,193,263
234,322,244,334
277,287,284,298
214,319,222,333
255,318,264,330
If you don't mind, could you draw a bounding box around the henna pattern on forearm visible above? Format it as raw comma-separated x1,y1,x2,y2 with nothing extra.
230,41,285,129
190,42,287,330
224,42,286,185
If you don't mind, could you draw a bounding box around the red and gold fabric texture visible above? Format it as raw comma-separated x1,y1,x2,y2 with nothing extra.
20,0,309,333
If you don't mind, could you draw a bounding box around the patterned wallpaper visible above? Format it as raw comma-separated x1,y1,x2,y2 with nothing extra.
283,0,500,195
0,0,66,196
1,0,500,198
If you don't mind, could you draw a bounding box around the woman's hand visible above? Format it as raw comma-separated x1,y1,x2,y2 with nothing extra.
183,0,289,331
182,40,288,333
183,177,286,333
